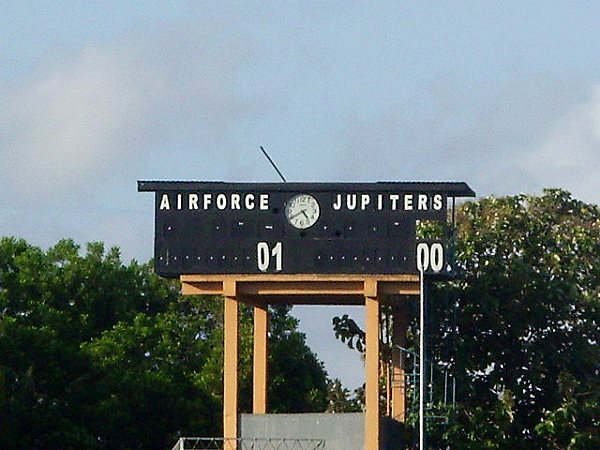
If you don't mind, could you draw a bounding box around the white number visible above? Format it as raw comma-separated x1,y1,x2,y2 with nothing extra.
416,243,429,272
257,242,269,271
416,242,444,273
257,242,283,272
272,242,282,271
430,243,443,272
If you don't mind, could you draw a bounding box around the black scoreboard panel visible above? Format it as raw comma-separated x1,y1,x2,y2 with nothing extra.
138,182,475,278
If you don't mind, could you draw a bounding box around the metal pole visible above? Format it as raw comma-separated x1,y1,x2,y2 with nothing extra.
452,376,456,406
419,268,425,450
412,353,417,405
429,360,434,405
444,370,448,405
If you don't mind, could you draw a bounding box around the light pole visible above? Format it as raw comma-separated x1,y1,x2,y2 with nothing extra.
419,267,426,450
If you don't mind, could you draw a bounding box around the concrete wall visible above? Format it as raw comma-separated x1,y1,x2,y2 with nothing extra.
240,413,405,450
241,413,363,450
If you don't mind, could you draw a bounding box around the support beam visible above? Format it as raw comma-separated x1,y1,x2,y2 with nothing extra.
365,279,380,450
223,280,238,444
253,303,268,414
178,273,422,448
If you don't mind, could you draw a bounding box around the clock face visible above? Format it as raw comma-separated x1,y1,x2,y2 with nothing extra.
285,194,320,229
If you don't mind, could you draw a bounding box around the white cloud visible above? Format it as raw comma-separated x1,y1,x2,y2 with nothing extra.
0,20,265,269
0,22,258,205
520,85,600,202
336,77,600,204
1,45,162,200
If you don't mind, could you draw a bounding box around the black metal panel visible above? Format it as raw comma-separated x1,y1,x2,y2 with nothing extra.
138,181,475,277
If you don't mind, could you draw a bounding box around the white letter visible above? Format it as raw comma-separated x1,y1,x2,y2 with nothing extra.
418,194,428,211
259,194,269,210
231,194,241,209
245,194,255,209
360,194,370,210
159,194,170,210
404,194,413,210
377,194,383,210
177,193,182,210
433,194,443,211
390,194,400,210
203,194,212,209
188,193,199,209
332,194,342,210
346,194,357,210
216,194,227,210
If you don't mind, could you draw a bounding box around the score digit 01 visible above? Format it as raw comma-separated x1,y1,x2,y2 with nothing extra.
416,242,444,273
257,242,283,272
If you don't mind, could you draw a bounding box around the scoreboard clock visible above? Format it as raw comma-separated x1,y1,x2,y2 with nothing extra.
138,181,475,278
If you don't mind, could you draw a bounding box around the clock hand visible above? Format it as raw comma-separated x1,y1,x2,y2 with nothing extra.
301,210,309,219
289,209,307,220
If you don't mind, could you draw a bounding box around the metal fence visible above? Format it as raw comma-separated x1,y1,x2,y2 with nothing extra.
171,438,326,450
395,345,456,424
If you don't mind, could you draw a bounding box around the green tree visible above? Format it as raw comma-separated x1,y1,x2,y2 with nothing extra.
433,190,599,449
267,305,329,413
332,190,599,449
0,238,329,450
83,298,329,449
0,238,169,449
83,300,220,449
325,378,362,413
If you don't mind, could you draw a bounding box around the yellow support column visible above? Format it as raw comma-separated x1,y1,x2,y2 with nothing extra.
253,303,268,414
365,279,380,450
223,280,238,446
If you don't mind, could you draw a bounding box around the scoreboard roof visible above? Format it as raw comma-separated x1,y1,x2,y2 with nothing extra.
138,180,475,197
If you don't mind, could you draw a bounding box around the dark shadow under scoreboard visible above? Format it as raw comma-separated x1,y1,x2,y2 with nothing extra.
138,181,475,278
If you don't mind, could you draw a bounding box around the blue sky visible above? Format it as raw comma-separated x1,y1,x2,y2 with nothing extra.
2,1,599,389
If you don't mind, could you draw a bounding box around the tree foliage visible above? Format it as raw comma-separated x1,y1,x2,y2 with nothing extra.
332,190,599,449
431,190,599,449
332,314,365,353
325,378,362,413
0,238,328,450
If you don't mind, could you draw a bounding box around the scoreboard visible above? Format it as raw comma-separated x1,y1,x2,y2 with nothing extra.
138,181,475,278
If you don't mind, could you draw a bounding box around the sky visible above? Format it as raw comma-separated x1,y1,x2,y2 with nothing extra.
1,1,599,390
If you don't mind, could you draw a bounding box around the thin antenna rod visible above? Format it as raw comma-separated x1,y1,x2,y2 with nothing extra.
260,146,287,182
